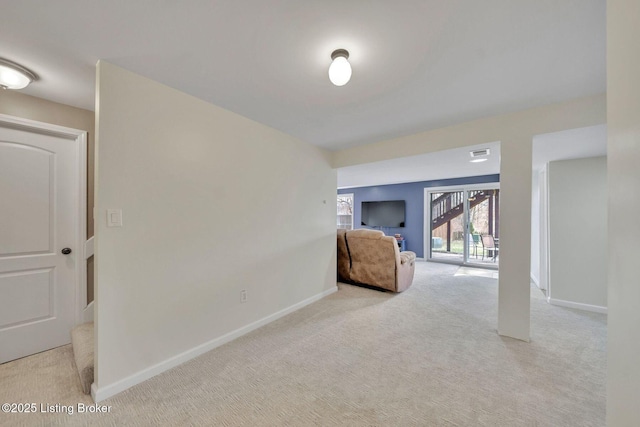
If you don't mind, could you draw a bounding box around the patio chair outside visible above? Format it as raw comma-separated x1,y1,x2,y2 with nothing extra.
481,235,499,262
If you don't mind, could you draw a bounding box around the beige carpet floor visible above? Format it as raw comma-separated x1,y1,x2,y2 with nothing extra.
0,261,606,426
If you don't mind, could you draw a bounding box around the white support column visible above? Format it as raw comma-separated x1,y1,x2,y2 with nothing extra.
497,136,532,341
607,0,640,425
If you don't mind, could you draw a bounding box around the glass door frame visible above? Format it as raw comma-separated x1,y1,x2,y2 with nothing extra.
424,183,500,269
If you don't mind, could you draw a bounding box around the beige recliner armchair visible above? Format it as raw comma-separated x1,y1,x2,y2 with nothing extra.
337,229,416,292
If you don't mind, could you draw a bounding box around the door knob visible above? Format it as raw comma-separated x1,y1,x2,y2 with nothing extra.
61,248,72,255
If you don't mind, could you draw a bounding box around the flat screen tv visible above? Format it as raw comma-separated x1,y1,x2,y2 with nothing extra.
361,200,405,228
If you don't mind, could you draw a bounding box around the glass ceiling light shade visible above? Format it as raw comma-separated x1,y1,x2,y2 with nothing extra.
328,49,351,86
0,58,37,90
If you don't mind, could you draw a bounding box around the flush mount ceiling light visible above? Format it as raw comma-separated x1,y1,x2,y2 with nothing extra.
0,58,37,90
328,49,352,86
469,148,490,163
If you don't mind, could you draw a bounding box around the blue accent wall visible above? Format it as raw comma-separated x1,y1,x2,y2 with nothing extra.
338,174,499,258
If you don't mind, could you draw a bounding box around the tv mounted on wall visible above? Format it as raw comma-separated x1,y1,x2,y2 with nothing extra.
361,200,406,228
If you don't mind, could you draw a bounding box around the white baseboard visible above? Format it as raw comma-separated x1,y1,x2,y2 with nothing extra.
91,285,338,403
547,297,607,314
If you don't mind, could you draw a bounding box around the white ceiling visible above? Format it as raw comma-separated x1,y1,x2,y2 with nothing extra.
338,142,501,188
0,1,605,151
337,125,606,188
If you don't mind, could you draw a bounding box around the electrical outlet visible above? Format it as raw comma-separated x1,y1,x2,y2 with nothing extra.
240,290,247,303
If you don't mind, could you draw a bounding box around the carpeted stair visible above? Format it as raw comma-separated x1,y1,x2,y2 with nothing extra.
71,322,94,394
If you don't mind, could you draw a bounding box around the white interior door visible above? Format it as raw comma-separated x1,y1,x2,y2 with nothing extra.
0,123,80,363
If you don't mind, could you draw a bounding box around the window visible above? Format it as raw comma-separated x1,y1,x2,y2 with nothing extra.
337,193,354,230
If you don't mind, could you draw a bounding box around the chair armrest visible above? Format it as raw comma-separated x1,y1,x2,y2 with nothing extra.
400,251,416,265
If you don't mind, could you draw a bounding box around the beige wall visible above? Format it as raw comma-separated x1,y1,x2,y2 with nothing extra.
548,156,607,308
607,0,640,425
0,90,95,303
332,94,606,341
94,62,337,399
333,95,606,169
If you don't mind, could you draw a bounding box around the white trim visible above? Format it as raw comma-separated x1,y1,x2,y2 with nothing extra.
539,165,550,292
0,113,86,138
530,273,539,287
85,236,95,259
0,114,88,325
91,285,338,402
423,193,430,260
547,298,607,314
83,301,94,323
76,133,88,320
424,182,501,194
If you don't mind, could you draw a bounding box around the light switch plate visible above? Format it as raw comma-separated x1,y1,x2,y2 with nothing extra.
107,209,123,227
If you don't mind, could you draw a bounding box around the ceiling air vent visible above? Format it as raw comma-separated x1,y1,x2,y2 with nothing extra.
470,148,490,158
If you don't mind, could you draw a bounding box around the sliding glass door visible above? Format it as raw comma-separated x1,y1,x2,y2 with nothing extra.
427,185,499,268
466,189,499,265
430,190,465,263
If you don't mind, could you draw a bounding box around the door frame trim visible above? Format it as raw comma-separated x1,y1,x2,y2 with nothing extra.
0,113,88,327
